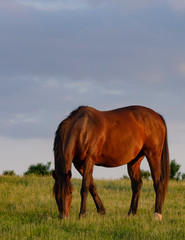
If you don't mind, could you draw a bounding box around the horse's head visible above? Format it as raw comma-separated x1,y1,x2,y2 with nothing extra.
52,170,73,218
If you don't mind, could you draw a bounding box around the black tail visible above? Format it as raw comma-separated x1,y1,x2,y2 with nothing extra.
159,115,170,204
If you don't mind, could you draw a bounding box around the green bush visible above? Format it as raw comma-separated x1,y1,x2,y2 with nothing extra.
2,170,16,176
170,159,181,180
123,170,151,180
140,169,151,180
182,173,185,180
24,162,52,176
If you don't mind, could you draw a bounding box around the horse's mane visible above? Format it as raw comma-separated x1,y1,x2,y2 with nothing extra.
53,106,85,198
53,173,73,198
53,106,85,158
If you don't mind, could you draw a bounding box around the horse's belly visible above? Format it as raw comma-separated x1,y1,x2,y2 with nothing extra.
95,151,136,168
94,137,142,167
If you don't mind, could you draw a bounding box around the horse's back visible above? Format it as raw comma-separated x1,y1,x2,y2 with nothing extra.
71,105,165,145
66,105,166,167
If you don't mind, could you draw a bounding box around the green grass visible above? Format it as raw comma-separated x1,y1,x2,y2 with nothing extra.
0,176,184,240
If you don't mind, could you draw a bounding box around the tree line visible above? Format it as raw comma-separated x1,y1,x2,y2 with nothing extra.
1,159,185,180
140,159,185,180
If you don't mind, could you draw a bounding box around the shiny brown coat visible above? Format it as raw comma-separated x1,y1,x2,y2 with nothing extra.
53,105,170,219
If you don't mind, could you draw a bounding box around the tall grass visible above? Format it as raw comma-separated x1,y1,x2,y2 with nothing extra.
0,176,184,239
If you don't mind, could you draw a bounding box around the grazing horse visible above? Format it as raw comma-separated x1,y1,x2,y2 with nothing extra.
52,105,169,220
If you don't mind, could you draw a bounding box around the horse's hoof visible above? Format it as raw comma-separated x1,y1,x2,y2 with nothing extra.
154,212,162,221
128,210,132,216
98,211,106,216
79,213,86,219
128,209,136,216
97,207,106,215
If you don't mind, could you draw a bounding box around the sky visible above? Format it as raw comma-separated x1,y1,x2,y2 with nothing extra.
0,0,185,178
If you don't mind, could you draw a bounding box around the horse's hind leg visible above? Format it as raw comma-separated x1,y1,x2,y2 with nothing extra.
127,156,144,215
73,160,105,216
146,155,163,220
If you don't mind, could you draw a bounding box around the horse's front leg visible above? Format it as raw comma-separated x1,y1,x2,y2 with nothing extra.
79,157,94,218
73,161,105,215
89,178,106,215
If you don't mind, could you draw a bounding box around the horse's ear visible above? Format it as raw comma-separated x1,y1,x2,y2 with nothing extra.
67,170,72,180
52,170,58,180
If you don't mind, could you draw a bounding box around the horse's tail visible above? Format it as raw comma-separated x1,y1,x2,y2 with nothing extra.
159,115,170,205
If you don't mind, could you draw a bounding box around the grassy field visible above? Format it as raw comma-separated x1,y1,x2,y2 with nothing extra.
0,175,184,240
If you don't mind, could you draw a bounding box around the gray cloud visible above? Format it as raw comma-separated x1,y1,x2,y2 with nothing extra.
1,1,185,175
13,0,185,13
1,2,185,82
0,0,185,141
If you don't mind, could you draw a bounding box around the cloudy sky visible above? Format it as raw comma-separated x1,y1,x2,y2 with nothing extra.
0,0,185,178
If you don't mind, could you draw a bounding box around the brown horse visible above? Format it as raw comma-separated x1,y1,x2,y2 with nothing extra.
52,105,169,220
